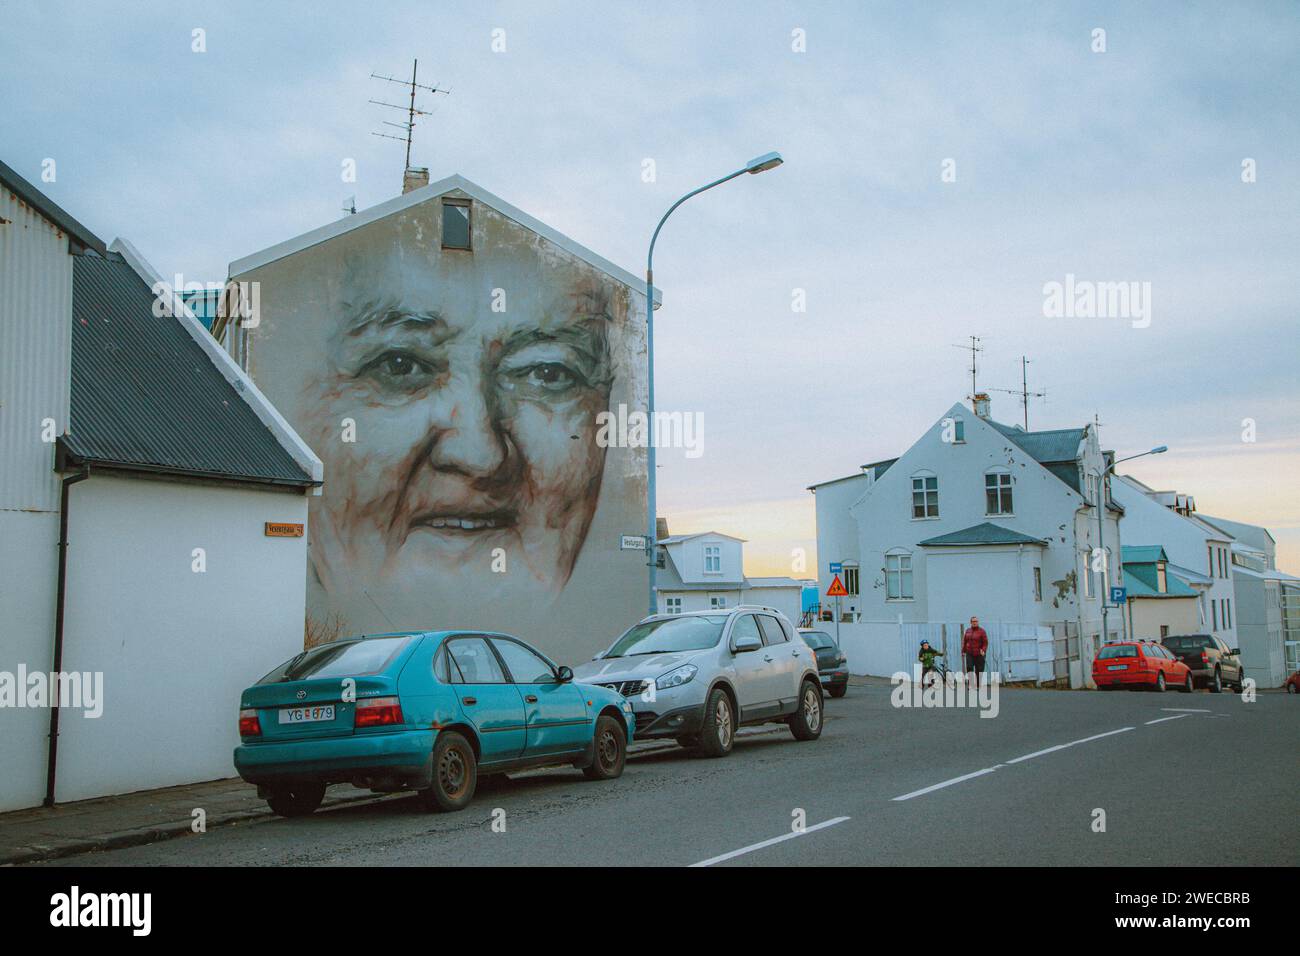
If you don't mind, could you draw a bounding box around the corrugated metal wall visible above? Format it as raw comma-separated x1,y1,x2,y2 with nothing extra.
0,186,71,513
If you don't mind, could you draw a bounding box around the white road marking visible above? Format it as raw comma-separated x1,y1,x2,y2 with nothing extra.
1145,714,1190,725
891,726,1136,801
1004,726,1134,764
890,765,1004,801
1162,707,1211,712
689,816,851,867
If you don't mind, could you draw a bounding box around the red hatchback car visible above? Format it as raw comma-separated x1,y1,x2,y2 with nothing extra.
1094,641,1194,693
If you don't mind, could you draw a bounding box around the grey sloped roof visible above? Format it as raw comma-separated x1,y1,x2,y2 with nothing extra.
918,522,1047,548
61,254,313,487
988,420,1085,464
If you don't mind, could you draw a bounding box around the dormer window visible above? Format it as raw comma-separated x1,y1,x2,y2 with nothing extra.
1157,560,1167,594
704,545,721,573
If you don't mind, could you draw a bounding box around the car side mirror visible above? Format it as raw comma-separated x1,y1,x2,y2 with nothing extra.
556,665,574,683
733,635,762,654
1230,649,1240,657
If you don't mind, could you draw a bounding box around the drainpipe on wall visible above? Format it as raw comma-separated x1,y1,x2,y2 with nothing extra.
45,462,90,808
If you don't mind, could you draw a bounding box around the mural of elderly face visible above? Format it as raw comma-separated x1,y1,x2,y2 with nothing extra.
298,210,627,606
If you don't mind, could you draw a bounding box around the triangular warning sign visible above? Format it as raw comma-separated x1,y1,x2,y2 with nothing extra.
826,574,848,597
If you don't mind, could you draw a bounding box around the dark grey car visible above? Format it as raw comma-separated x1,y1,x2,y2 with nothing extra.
1161,634,1245,692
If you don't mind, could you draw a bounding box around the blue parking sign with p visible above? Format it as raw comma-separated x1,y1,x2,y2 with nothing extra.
1109,586,1126,605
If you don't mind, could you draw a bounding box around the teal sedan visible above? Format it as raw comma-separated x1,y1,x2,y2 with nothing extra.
234,631,633,816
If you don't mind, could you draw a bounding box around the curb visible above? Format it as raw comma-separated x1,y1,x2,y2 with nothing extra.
6,723,815,866
2,790,383,867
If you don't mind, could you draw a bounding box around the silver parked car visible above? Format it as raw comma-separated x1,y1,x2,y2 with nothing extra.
571,607,823,757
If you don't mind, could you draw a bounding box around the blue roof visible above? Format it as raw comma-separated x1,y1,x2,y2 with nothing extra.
918,522,1048,547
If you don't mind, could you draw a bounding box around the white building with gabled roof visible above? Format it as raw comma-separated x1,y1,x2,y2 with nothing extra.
809,396,1123,680
1111,474,1237,647
654,531,803,623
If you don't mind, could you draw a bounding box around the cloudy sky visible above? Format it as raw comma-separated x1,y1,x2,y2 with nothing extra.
4,0,1297,574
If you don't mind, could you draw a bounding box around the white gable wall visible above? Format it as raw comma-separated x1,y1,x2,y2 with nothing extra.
845,403,1108,633
667,535,744,584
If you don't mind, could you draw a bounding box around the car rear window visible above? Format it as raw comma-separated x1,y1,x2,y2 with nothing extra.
1162,635,1211,651
258,636,412,684
1098,644,1139,659
800,631,835,650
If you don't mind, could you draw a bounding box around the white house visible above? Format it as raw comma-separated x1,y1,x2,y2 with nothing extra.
1199,512,1295,688
1111,475,1238,648
810,395,1122,682
0,160,321,811
655,532,804,623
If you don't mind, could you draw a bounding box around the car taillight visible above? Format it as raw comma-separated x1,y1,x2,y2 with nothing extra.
1201,651,1209,664
355,696,403,728
239,708,261,737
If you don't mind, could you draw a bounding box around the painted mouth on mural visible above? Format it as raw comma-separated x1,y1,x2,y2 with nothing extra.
408,509,518,534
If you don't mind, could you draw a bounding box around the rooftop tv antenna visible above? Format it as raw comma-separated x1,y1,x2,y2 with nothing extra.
986,355,1048,429
369,59,450,171
952,335,984,403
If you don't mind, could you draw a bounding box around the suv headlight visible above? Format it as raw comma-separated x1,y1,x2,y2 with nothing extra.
656,664,697,690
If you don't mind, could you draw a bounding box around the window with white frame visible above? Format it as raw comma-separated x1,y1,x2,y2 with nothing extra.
985,470,1013,515
665,597,682,614
911,474,938,519
710,596,727,609
1156,561,1167,594
1033,567,1042,602
703,545,721,573
885,551,913,600
1082,550,1095,599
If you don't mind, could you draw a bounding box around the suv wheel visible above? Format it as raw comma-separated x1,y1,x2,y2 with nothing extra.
789,680,823,741
697,687,735,758
1209,669,1222,693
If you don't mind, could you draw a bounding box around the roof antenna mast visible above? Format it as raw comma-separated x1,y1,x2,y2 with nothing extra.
951,335,984,406
986,355,1048,429
370,59,450,178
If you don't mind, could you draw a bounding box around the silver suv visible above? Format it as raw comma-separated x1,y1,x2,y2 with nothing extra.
571,607,823,757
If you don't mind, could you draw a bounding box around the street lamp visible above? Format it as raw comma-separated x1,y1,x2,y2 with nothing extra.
643,151,784,615
1097,445,1168,643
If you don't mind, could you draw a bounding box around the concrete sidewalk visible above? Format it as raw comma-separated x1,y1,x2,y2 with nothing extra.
0,724,793,865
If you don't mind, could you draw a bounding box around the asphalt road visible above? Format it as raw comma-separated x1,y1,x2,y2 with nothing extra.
37,681,1299,867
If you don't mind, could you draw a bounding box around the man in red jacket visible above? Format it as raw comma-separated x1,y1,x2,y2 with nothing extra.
962,616,989,688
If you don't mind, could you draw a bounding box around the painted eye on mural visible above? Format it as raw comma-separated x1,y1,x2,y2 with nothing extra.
499,361,587,398
360,349,440,389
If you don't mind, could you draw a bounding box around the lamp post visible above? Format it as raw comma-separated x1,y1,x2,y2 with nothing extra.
643,151,783,616
1096,445,1168,644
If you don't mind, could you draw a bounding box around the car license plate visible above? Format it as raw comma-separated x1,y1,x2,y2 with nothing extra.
278,705,335,724
1107,664,1127,671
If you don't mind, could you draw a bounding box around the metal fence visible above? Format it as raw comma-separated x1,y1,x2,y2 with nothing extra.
899,621,1076,684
